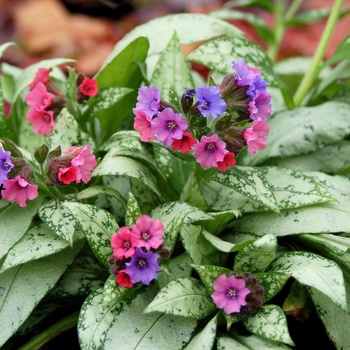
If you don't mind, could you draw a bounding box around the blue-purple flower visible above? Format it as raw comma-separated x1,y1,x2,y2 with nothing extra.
196,86,226,119
0,148,14,185
125,248,161,285
151,108,188,146
135,85,161,119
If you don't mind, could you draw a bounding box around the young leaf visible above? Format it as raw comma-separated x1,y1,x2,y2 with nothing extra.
1,197,42,260
144,277,216,319
271,252,348,312
243,305,295,346
184,314,218,350
234,234,277,273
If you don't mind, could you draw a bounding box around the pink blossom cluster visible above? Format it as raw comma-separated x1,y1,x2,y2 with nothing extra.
133,61,272,170
110,215,166,288
25,68,98,136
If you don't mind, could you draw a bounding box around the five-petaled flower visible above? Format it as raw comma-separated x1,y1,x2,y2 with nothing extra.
111,227,138,260
196,85,226,119
136,85,161,119
80,77,99,97
211,274,251,314
243,119,270,154
0,148,14,185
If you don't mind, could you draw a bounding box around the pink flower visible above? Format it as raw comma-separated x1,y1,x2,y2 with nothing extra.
111,226,138,260
116,270,134,288
80,77,98,97
58,166,77,184
131,214,164,250
211,274,251,314
135,85,161,119
26,108,55,136
171,132,198,154
28,68,52,90
193,134,227,168
248,91,272,121
217,151,236,172
243,119,270,154
69,145,97,184
133,108,156,142
2,176,38,208
26,82,53,110
151,108,188,146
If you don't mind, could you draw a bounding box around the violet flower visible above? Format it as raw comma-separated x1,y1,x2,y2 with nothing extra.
135,85,161,119
196,86,226,119
0,148,14,185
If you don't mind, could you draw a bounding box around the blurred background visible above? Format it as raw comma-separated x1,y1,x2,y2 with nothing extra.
0,0,349,77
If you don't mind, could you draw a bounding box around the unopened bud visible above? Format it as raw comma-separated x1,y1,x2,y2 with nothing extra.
181,88,196,114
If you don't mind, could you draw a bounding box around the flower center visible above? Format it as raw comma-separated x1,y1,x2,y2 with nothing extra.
201,100,209,110
123,241,131,250
137,258,147,269
2,161,11,171
167,120,178,131
142,232,151,241
227,288,238,298
205,142,217,152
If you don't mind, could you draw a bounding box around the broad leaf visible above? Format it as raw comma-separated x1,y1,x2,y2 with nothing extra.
217,336,250,349
0,197,42,260
271,252,348,312
243,305,295,346
144,277,216,319
234,234,277,273
255,272,290,302
233,333,292,349
125,192,141,227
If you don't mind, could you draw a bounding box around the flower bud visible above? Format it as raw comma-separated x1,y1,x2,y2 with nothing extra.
46,155,73,185
221,127,247,154
34,144,49,165
181,88,196,114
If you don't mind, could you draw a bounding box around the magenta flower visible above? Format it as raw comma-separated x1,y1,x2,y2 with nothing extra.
211,274,251,314
28,68,52,90
193,134,227,168
136,85,161,119
69,145,97,184
125,248,161,285
151,108,188,146
0,148,14,185
111,226,138,260
133,107,156,142
26,108,55,136
26,82,53,110
171,132,198,154
80,77,98,97
232,60,268,99
131,214,164,250
196,86,226,119
243,119,270,154
2,175,38,208
248,91,272,121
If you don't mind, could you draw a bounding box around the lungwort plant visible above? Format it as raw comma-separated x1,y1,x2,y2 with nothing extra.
1,1,350,349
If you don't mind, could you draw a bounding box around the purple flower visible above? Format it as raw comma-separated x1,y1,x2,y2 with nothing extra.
0,148,14,185
135,85,161,119
232,60,268,99
248,91,272,121
125,248,161,285
193,134,227,169
151,108,188,146
211,274,251,314
196,86,226,119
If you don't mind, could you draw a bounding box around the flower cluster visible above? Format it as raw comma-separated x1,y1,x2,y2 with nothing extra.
25,68,98,136
109,215,166,288
133,60,272,170
211,272,264,316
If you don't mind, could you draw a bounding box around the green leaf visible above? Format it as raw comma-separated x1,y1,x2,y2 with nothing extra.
65,66,78,101
243,102,350,166
233,333,292,349
125,192,141,226
271,252,348,312
77,185,126,208
0,223,83,272
234,234,277,273
201,230,238,253
0,244,82,348
217,336,250,350
101,275,128,306
255,272,290,303
38,199,77,245
208,166,279,213
180,224,227,266
184,314,217,350
192,264,232,293
324,34,350,67
48,108,95,150
0,197,42,260
187,36,277,87
243,305,295,346
64,202,119,268
199,210,239,236
151,32,195,99
145,277,216,319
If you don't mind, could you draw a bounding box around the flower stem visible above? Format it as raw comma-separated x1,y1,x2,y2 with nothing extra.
267,0,284,62
293,0,345,107
19,312,79,350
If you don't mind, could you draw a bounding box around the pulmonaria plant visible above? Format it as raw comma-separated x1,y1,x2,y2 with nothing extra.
110,215,166,288
133,60,272,170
